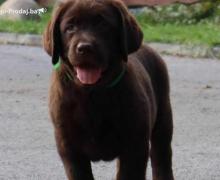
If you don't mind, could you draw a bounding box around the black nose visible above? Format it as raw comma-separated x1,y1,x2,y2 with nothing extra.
76,42,93,55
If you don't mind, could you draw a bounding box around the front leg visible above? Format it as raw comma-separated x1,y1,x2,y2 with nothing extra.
55,130,94,180
116,141,149,180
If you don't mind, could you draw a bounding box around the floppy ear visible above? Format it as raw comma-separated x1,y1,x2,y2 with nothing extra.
110,0,143,61
43,3,69,66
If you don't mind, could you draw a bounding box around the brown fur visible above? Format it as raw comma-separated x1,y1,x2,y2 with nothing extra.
43,0,174,179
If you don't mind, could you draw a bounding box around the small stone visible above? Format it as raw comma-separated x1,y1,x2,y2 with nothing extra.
35,0,57,7
0,0,41,21
205,85,212,89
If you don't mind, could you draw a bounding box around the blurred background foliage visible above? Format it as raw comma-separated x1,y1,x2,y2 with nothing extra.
1,0,220,25
0,0,5,5
0,0,219,46
136,0,220,25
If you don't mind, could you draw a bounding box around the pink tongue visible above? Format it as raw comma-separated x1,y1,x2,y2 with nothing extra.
76,67,102,85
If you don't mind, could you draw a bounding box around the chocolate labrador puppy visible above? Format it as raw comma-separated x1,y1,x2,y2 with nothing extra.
43,0,174,179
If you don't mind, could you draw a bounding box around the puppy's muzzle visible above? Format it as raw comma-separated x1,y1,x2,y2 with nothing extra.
76,42,94,55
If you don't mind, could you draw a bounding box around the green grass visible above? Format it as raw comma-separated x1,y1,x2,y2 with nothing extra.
0,9,220,47
0,10,51,34
0,0,5,5
138,22,220,46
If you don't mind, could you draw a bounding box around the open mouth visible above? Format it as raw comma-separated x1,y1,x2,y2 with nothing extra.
75,66,102,85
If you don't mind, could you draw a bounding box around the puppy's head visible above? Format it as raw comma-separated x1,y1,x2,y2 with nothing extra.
44,0,143,86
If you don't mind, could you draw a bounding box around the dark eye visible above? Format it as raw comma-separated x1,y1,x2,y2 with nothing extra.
65,24,77,34
93,15,107,26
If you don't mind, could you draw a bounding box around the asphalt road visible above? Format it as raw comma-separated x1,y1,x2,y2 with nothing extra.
0,44,220,180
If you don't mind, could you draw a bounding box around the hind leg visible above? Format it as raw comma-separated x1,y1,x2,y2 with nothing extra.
150,100,174,180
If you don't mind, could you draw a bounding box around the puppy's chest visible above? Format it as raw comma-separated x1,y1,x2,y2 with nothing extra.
82,91,121,139
73,92,122,160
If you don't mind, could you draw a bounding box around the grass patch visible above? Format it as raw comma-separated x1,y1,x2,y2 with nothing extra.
138,22,220,46
0,9,51,34
0,4,220,47
0,0,5,5
134,2,220,46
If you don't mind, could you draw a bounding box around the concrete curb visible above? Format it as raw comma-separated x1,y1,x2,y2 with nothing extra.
0,32,219,59
0,32,42,46
149,42,220,59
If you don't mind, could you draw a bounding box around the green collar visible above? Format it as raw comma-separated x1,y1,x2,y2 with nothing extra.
53,59,61,70
53,59,73,81
106,67,126,88
53,59,125,88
